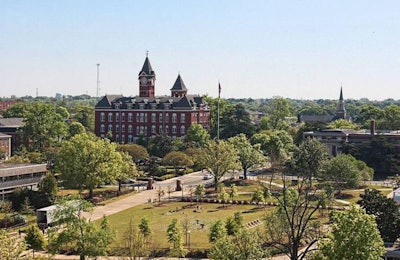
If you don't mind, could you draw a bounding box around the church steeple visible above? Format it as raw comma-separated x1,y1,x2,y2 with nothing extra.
138,52,156,97
336,86,346,119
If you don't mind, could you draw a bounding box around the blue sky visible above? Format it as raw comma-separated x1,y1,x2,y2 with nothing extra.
1,1,400,100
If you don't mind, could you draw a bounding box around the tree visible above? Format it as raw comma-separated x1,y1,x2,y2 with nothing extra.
121,218,147,259
311,205,385,260
289,138,329,181
47,196,115,260
209,229,269,260
225,213,243,236
117,144,149,162
166,218,186,257
2,103,26,118
156,186,165,204
162,151,193,174
197,140,239,190
327,119,359,130
194,183,205,203
138,217,152,239
320,154,363,195
229,134,265,179
22,102,69,150
147,133,176,158
251,188,264,206
358,189,400,242
25,225,46,258
220,103,255,139
0,200,14,228
229,184,238,201
185,123,211,147
56,133,136,198
251,130,293,169
263,182,327,260
38,172,58,202
0,229,26,259
261,97,291,130
68,121,86,137
209,220,227,243
71,105,94,131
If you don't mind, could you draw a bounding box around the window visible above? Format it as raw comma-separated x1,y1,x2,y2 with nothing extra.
180,125,185,134
121,125,125,133
122,113,125,122
128,135,133,143
172,125,177,134
121,134,125,142
151,125,156,134
100,124,105,133
115,134,119,142
159,113,163,123
165,125,169,133
136,126,140,135
128,113,133,122
116,113,120,122
172,113,177,123
116,125,120,133
165,113,169,123
128,125,132,133
152,113,156,123
108,113,113,122
100,112,105,122
108,124,113,132
136,113,140,123
144,113,148,123
140,113,144,122
180,113,185,123
159,125,163,133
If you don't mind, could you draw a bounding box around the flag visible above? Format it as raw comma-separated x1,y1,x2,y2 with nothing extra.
218,83,221,98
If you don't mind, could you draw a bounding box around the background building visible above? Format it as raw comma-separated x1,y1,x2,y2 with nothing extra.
94,55,210,143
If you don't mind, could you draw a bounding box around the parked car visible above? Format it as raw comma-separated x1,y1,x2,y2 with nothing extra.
203,173,213,180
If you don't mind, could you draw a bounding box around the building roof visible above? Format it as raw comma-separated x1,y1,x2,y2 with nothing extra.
171,74,188,91
0,118,24,127
0,133,12,138
95,94,208,110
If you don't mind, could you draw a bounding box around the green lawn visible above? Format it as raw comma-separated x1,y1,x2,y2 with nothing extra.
98,201,272,250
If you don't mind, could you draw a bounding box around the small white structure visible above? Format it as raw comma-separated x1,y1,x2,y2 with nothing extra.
36,205,57,227
393,187,400,205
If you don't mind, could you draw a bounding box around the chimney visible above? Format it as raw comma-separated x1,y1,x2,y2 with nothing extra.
370,120,376,136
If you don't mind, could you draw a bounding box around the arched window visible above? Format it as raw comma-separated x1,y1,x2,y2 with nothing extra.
172,125,177,134
180,125,185,134
100,124,105,133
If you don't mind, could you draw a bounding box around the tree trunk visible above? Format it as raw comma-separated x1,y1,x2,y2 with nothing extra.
244,168,248,180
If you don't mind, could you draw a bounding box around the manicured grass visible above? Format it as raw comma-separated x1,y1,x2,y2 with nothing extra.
338,188,392,204
98,201,272,250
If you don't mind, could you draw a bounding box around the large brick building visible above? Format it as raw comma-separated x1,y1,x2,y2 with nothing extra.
94,55,210,143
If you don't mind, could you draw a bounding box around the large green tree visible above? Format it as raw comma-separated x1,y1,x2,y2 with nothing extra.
117,143,150,162
184,123,211,147
0,229,26,259
220,103,255,139
71,105,95,131
22,102,69,150
320,154,363,195
229,134,265,179
197,140,239,190
311,206,385,260
163,151,193,174
358,189,400,242
25,225,46,258
166,218,186,257
260,97,291,130
289,138,329,181
56,133,137,197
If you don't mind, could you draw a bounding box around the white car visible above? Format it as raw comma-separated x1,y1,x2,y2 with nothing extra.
203,173,213,180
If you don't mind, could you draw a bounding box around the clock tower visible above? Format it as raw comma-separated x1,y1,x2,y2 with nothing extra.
138,52,156,97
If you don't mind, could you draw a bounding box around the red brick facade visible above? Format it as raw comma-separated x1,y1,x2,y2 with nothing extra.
94,56,210,143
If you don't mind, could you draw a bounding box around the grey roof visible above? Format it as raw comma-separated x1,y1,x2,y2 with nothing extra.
299,115,334,123
171,74,188,91
95,94,208,110
0,118,24,127
139,57,155,76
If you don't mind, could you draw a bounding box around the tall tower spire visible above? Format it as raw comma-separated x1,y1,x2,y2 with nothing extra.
336,86,346,119
138,52,156,97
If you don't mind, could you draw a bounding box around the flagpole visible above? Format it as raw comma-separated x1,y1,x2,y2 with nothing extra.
217,82,221,141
